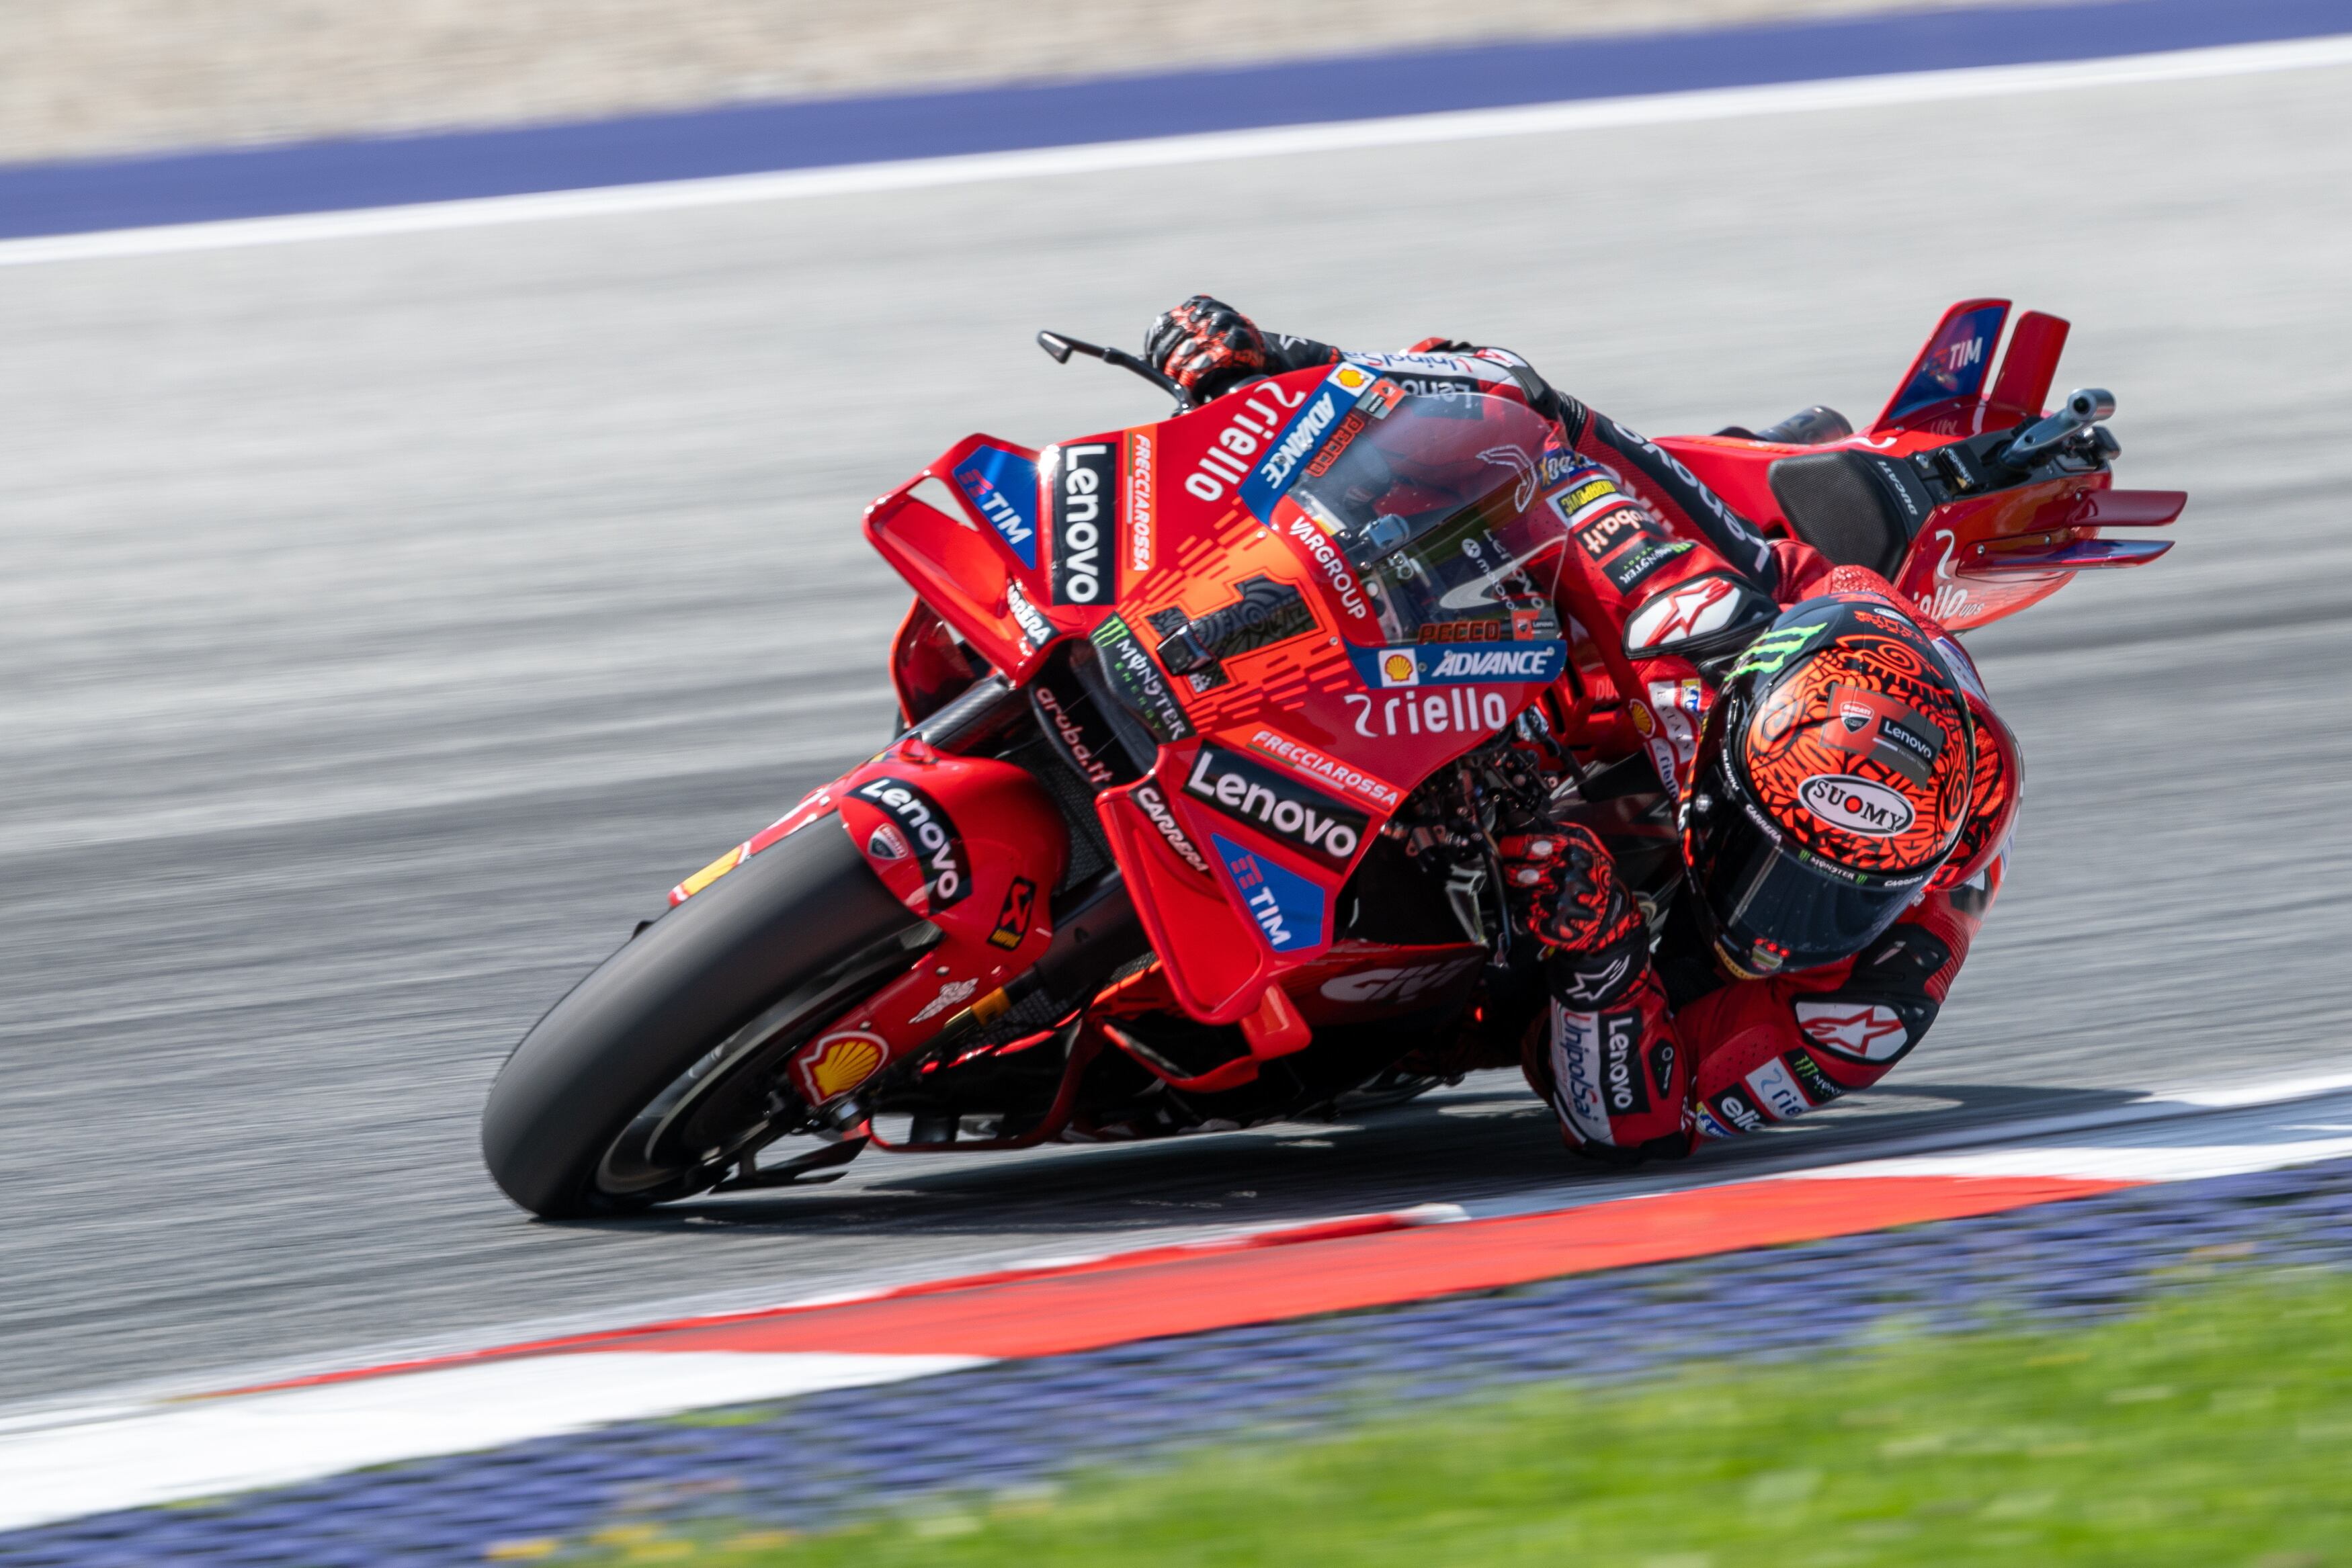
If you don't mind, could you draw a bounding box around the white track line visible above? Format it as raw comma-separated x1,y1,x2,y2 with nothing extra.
3,33,2348,269
0,1352,982,1534
5,1076,2351,1534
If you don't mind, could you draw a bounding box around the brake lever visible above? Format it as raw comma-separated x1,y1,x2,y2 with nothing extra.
1038,330,1196,415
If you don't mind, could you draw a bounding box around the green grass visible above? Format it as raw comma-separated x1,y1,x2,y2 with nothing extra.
579,1268,2352,1567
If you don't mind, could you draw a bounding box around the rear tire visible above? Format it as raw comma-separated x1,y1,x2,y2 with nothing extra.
481,817,921,1217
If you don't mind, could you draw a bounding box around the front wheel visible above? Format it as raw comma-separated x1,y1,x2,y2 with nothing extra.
480,816,924,1217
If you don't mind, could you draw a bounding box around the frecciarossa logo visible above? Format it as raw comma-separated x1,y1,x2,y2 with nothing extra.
1181,742,1368,871
850,776,968,909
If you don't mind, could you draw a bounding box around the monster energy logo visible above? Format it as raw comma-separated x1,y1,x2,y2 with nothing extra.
1730,623,1829,680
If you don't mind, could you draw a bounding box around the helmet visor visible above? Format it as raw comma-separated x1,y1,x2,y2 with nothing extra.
1687,795,1922,975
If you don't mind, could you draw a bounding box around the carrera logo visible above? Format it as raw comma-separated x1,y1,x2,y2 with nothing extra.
1004,579,1054,650
1797,774,1915,838
989,876,1037,951
1184,381,1307,503
803,1032,886,1100
1183,743,1367,871
852,777,968,908
1050,441,1116,605
1132,781,1212,875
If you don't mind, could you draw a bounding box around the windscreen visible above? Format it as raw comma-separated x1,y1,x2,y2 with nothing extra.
1284,390,1571,648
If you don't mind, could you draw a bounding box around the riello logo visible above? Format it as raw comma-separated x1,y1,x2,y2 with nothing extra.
1796,773,1915,838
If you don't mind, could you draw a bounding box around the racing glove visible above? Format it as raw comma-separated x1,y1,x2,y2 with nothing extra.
1496,824,1648,1008
1144,296,1271,400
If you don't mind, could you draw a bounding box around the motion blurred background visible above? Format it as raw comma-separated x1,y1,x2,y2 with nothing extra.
3,0,2025,161
6,1,2352,1557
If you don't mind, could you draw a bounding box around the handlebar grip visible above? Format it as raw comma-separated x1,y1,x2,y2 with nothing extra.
2003,386,2115,468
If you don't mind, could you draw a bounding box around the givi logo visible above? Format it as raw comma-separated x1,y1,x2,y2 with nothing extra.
1797,773,1914,838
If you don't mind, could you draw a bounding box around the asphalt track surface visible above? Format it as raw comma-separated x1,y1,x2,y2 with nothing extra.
3,60,2349,1408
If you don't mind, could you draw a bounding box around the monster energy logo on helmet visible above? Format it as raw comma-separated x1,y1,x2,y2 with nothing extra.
1730,623,1829,680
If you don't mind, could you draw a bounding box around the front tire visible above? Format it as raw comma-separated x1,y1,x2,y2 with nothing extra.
481,816,921,1217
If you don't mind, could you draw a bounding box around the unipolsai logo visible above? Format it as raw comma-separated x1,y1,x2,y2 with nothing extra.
1796,773,1915,838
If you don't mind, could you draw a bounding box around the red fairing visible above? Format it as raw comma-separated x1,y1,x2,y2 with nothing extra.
781,739,1069,1108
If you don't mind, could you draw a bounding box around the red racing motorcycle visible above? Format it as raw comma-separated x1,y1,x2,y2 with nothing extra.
482,300,2180,1217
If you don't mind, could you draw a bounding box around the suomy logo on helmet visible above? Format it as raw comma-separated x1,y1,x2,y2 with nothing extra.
1797,774,1915,838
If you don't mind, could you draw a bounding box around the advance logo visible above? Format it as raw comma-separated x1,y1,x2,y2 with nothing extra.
1182,743,1368,872
1050,441,1116,604
952,445,1040,570
1212,832,1325,953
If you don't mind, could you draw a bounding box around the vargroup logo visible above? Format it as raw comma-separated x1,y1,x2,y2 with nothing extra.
1050,441,1116,605
1378,649,1419,687
1183,743,1367,871
852,777,969,908
1797,773,1915,838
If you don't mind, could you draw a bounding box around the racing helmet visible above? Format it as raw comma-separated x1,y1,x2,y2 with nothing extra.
1681,589,1976,977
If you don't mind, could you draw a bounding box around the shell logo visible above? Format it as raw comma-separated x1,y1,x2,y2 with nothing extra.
1379,650,1419,686
1335,365,1371,390
805,1031,886,1098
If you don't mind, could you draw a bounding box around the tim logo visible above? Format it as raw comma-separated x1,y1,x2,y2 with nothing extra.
1797,773,1914,838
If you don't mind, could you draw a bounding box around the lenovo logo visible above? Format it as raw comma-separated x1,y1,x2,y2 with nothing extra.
1182,743,1366,871
1051,441,1116,605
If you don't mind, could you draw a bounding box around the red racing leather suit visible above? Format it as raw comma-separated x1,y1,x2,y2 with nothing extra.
1228,329,2022,1160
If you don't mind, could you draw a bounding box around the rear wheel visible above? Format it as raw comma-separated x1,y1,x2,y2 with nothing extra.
481,818,925,1217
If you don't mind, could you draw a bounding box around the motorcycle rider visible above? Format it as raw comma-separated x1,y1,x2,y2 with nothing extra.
1142,298,2021,1162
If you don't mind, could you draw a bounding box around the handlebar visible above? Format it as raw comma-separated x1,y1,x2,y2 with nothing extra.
2001,386,2116,468
1038,330,1197,414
